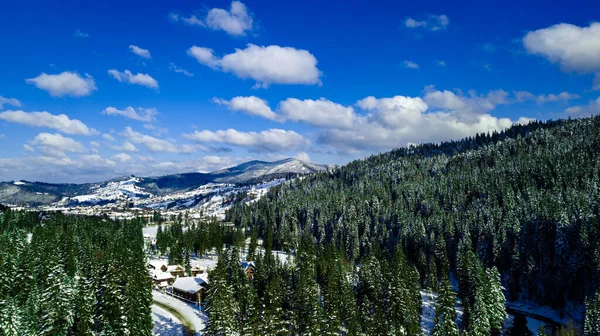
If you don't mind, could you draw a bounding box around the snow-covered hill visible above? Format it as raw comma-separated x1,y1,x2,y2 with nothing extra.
0,158,333,208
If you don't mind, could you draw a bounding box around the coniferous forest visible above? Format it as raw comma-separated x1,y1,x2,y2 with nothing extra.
221,116,600,335
0,211,153,335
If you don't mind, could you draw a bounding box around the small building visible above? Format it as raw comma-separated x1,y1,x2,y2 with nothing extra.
190,263,206,277
148,261,185,278
172,276,208,303
242,261,255,279
151,270,175,288
166,265,185,277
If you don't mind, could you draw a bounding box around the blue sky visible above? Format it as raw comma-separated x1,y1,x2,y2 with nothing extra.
0,0,599,183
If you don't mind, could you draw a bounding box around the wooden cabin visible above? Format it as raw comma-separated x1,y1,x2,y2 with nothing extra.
171,276,208,303
242,261,255,279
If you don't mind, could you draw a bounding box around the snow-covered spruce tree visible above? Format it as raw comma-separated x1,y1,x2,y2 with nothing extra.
0,298,26,336
295,233,322,336
485,267,507,332
432,280,459,336
262,279,287,336
206,251,240,336
585,291,600,336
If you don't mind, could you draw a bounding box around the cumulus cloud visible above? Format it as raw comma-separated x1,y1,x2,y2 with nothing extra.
565,97,600,118
129,45,151,58
279,98,356,128
404,61,420,69
26,72,97,97
111,153,133,162
0,96,22,109
111,141,137,152
0,110,95,135
188,44,322,87
213,96,278,120
357,95,428,128
121,127,194,153
306,88,530,154
102,106,158,122
524,22,600,73
405,14,449,31
184,128,309,152
524,22,600,89
30,133,85,157
171,1,254,36
102,133,116,141
514,91,581,104
169,63,194,76
108,69,159,89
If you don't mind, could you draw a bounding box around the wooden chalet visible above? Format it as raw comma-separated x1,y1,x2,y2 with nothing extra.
171,276,209,303
242,261,255,279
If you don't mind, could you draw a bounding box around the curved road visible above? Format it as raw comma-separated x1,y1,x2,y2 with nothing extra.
152,291,206,336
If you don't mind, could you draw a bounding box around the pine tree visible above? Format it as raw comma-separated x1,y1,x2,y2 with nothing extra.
0,298,26,336
432,280,459,336
585,291,600,336
486,267,508,332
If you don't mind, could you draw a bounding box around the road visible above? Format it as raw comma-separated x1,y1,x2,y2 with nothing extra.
152,291,206,336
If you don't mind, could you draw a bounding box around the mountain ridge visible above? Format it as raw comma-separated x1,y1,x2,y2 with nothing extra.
0,158,334,207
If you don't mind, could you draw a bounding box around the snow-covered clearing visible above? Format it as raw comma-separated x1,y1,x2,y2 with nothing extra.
152,304,184,336
420,289,463,335
506,300,582,327
153,291,206,335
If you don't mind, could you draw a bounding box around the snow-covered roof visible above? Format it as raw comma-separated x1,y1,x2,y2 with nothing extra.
149,260,167,270
172,276,208,294
166,265,184,273
152,271,174,281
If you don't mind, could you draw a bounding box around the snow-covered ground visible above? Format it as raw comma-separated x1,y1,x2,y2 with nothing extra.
153,291,206,334
152,304,184,336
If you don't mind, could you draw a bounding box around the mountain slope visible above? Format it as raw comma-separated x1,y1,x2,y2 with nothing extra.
0,158,332,207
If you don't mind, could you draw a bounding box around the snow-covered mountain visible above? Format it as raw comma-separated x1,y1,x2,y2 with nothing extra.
0,158,334,208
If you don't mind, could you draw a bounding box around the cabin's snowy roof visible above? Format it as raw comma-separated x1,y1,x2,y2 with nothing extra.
149,260,166,270
172,276,208,294
152,271,174,281
166,265,184,273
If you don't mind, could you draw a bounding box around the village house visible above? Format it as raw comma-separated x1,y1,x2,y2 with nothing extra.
242,261,255,279
190,263,206,277
171,276,209,303
148,261,185,278
151,270,175,289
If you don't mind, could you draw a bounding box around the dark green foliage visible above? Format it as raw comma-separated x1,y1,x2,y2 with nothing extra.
0,212,152,336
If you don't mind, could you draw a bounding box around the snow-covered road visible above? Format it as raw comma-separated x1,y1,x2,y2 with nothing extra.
152,304,184,336
152,291,206,335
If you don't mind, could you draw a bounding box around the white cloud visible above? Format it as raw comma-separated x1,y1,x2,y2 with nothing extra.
108,69,159,89
523,22,600,73
143,123,168,136
565,97,600,118
30,133,85,157
102,133,116,141
213,96,278,120
184,128,309,152
102,106,158,122
90,141,100,148
0,96,22,109
188,44,322,87
307,88,529,154
129,45,151,58
169,63,194,76
437,60,446,67
357,95,428,128
187,47,220,69
23,144,34,152
171,1,254,36
73,29,89,38
514,91,581,104
121,127,194,153
404,61,420,69
26,71,97,97
0,110,95,135
279,98,356,128
295,152,311,162
111,153,133,162
405,14,449,31
111,141,137,152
